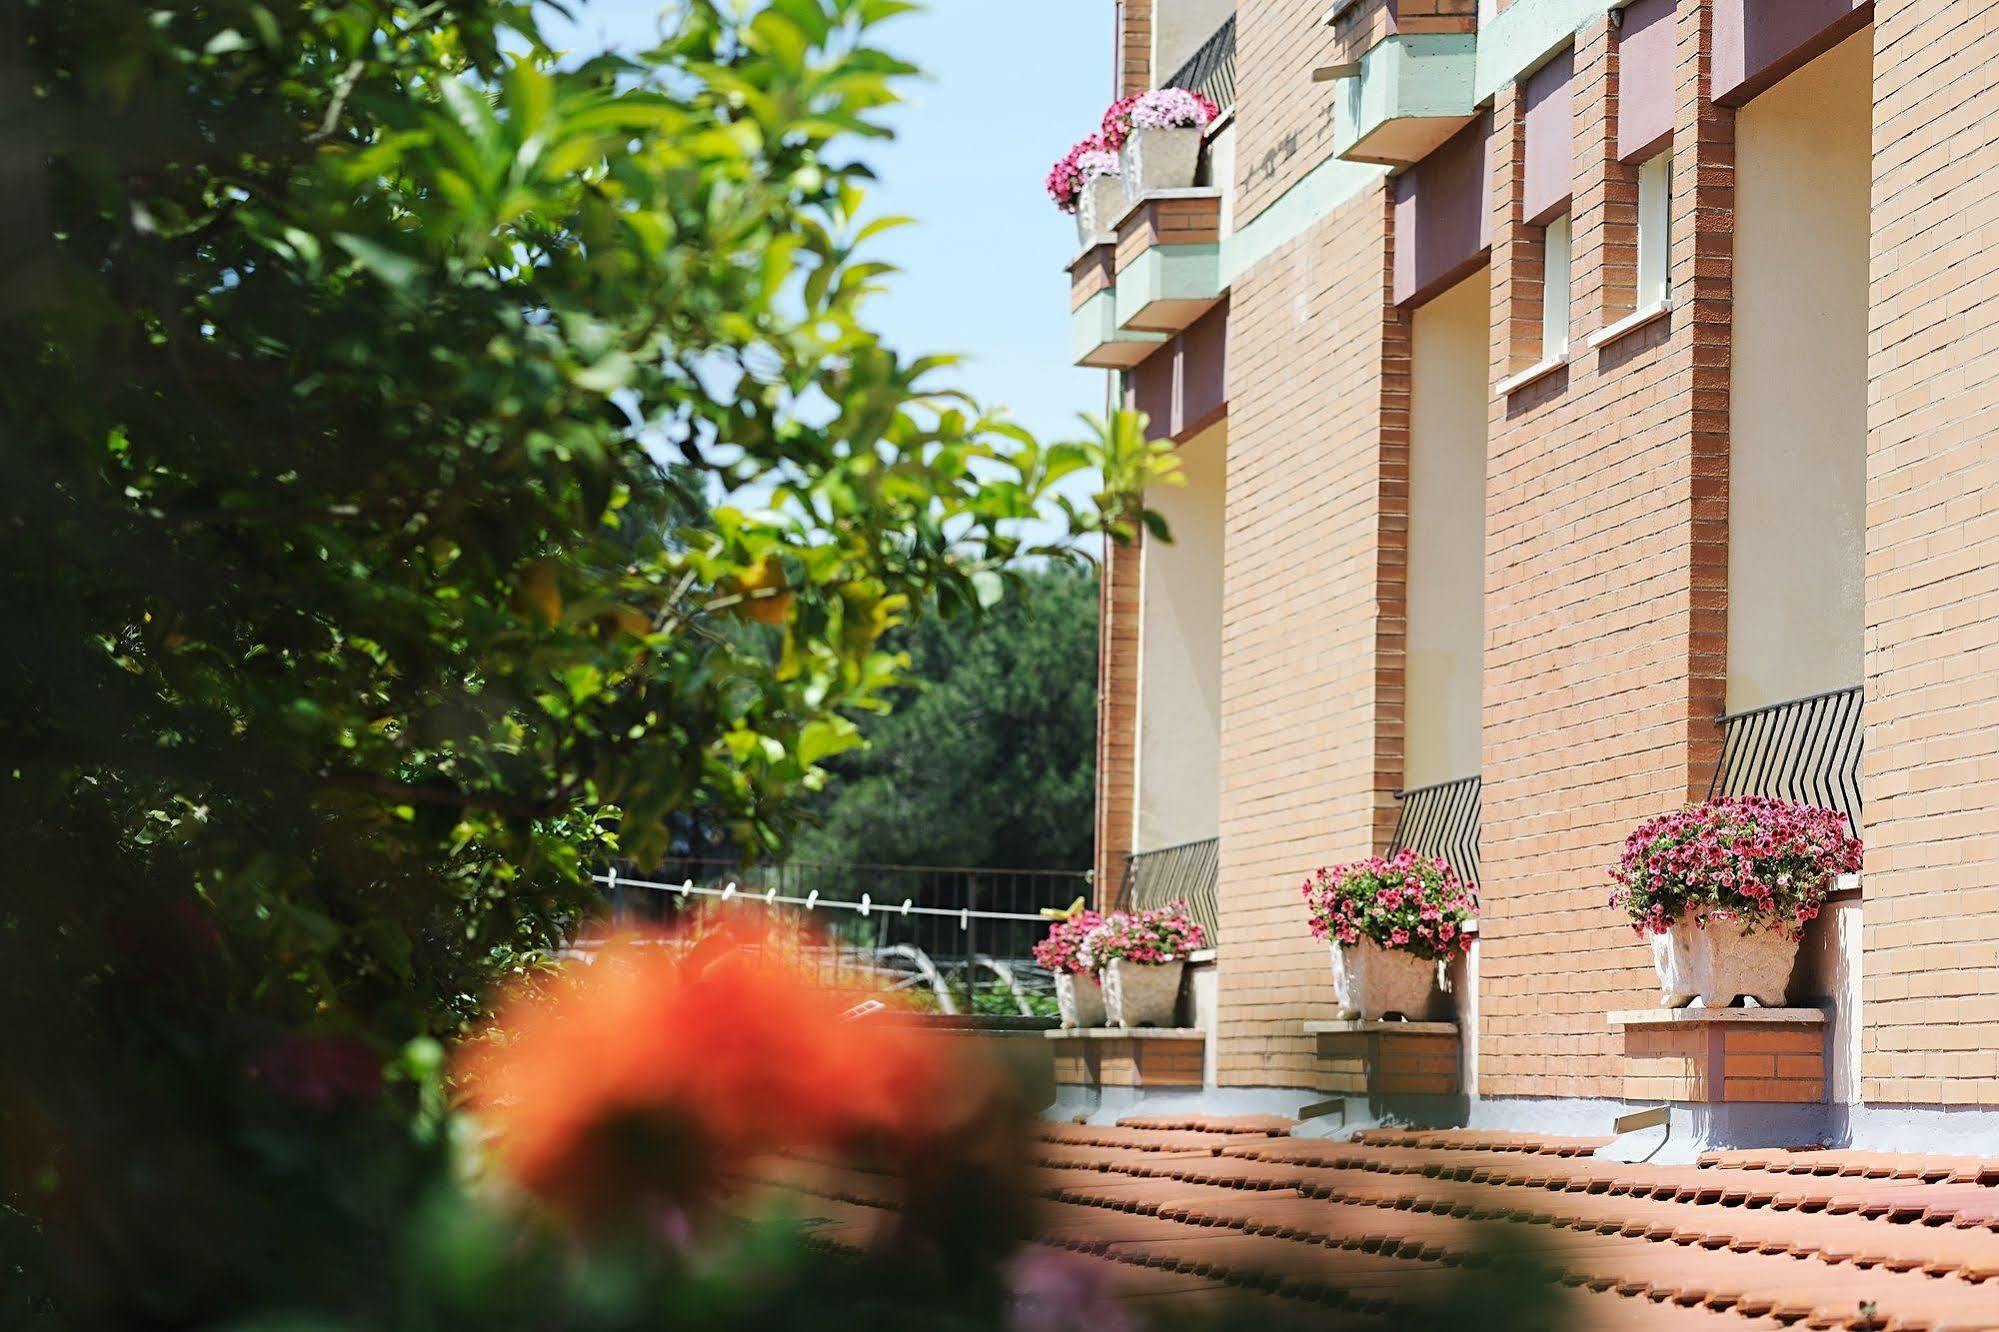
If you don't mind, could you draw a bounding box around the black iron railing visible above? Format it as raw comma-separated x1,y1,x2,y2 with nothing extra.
1707,685,1863,836
1116,837,1220,944
1164,13,1236,114
1386,775,1481,887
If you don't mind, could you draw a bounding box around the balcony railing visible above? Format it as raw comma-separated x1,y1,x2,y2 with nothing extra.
1707,685,1863,836
1164,13,1236,114
1386,775,1481,887
1116,836,1221,944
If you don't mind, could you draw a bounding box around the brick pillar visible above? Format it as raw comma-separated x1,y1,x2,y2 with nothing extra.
1094,530,1142,910
1374,187,1413,854
1116,0,1154,97
1864,0,1999,1106
1674,0,1733,793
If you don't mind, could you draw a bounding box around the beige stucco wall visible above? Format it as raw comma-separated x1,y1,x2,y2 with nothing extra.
1135,419,1225,851
1406,268,1490,788
1154,0,1234,90
1727,30,1869,713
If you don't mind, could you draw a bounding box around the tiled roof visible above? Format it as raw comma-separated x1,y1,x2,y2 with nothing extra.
754,1121,1999,1329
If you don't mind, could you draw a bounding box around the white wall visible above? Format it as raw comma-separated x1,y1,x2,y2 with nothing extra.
1406,268,1490,788
1135,420,1225,850
1154,0,1234,90
1727,30,1869,713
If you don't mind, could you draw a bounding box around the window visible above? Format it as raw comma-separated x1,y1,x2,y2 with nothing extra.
1637,150,1673,308
1541,212,1572,359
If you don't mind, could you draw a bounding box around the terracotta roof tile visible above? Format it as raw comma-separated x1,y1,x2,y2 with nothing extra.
1115,1113,1297,1136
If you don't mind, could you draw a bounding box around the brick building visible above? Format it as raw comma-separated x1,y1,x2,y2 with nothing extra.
1068,0,1997,1151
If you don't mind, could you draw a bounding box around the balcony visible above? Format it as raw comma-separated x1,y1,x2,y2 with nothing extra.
1708,685,1863,837
1113,190,1224,334
1324,0,1480,168
1070,241,1165,369
1163,12,1236,115
1115,836,1220,943
1386,774,1481,886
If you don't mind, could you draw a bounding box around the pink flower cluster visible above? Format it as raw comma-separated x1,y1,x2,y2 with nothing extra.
1077,902,1206,971
1047,87,1217,212
1031,909,1105,976
1045,132,1120,213
1608,795,1862,942
1300,850,1478,963
1102,87,1220,148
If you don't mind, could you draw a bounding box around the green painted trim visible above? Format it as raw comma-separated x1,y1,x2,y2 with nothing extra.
1336,33,1480,157
1071,289,1164,365
1219,154,1386,289
1114,242,1221,329
1474,0,1611,104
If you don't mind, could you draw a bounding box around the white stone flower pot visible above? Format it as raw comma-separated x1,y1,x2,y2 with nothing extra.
1328,940,1442,1021
1054,971,1106,1029
1076,173,1126,242
1651,916,1799,1008
1121,125,1202,194
1103,958,1185,1029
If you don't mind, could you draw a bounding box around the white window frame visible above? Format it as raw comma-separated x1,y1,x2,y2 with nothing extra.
1541,212,1572,359
1637,149,1673,309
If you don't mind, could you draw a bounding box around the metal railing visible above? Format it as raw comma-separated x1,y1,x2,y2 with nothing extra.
1707,685,1863,836
1115,837,1220,944
1163,13,1236,114
604,858,1089,1017
1386,775,1482,887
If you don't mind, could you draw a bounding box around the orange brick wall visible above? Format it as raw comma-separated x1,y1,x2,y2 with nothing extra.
1619,1023,1824,1105
1117,0,1153,98
1051,1036,1204,1089
1214,183,1408,1089
1476,5,1734,1100
1114,195,1225,275
1862,0,1999,1106
1094,532,1142,907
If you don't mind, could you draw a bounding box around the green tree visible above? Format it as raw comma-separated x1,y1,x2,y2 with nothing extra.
0,0,1176,1322
795,564,1099,871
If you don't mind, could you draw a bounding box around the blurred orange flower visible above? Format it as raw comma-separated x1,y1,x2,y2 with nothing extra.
458,921,1015,1229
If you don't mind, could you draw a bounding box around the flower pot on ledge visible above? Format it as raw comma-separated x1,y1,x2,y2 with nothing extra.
1121,126,1202,194
1054,971,1107,1029
1076,174,1126,243
1329,940,1442,1021
1651,916,1798,1009
1102,958,1184,1029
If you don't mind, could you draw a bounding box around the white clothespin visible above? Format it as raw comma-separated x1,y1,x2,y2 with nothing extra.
806,890,820,910
859,893,871,916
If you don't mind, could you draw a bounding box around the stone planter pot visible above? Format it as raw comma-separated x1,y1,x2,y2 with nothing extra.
1651,916,1799,1008
1121,125,1202,194
1103,958,1185,1029
1054,971,1107,1029
1328,940,1442,1021
1076,173,1126,243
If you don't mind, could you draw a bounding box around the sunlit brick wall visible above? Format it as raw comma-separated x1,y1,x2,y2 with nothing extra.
1213,183,1408,1089
1474,4,1734,1100
1861,0,1999,1106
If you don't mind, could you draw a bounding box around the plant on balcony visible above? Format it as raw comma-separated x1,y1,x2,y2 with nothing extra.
1609,795,1862,1008
1034,908,1107,1028
1079,903,1206,1030
1047,132,1126,244
1607,792,1855,1000
1104,88,1219,195
1301,850,1477,1021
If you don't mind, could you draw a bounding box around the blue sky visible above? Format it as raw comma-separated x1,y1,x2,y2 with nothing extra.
543,1,1113,492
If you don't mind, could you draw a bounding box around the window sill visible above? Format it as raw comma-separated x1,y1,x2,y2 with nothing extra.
1583,297,1673,352
1495,352,1569,397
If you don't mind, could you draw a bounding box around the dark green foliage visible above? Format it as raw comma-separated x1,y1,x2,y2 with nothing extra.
0,0,1179,1323
797,565,1099,871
